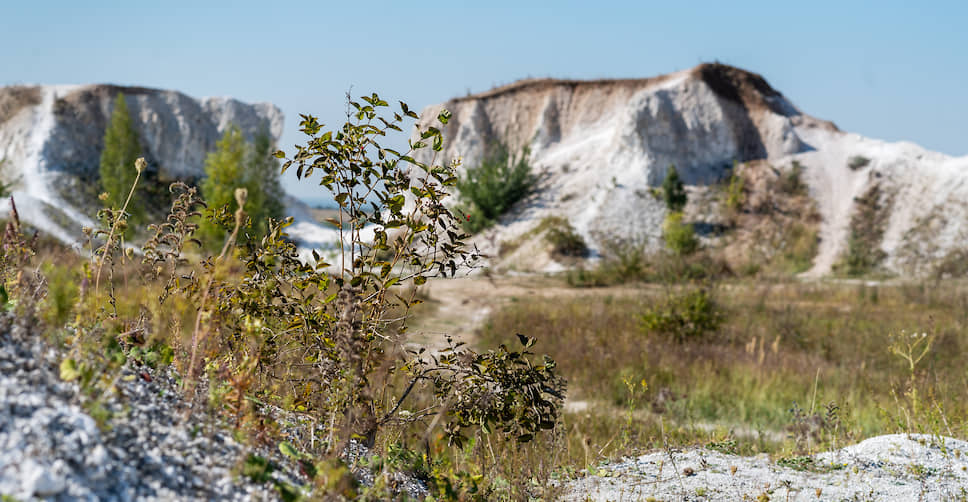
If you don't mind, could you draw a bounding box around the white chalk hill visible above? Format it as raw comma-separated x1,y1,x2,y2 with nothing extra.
414,64,968,277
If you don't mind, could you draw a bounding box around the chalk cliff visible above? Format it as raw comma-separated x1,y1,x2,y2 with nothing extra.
415,64,968,276
0,84,283,243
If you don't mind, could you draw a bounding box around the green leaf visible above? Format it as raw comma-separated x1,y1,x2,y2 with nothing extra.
516,333,536,348
279,441,300,459
60,358,81,381
438,109,452,124
414,276,427,286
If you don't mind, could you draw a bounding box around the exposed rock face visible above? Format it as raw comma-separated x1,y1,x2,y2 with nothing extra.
414,63,968,276
0,84,283,244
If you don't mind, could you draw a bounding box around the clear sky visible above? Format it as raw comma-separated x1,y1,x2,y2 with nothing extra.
2,1,965,202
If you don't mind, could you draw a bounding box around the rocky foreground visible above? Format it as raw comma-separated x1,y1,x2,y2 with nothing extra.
563,434,968,501
0,311,426,501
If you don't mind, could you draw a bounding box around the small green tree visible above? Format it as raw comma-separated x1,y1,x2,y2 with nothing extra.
457,141,534,233
99,93,144,225
662,164,687,212
663,211,698,256
640,288,723,343
197,127,285,248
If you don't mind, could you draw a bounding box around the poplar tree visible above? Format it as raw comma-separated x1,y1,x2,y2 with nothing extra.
99,93,144,224
198,126,285,248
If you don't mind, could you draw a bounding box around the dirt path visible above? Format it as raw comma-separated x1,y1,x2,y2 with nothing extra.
406,273,652,351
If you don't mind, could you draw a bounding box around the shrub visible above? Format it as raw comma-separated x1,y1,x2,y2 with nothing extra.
835,184,888,277
567,237,648,286
544,217,588,258
640,288,723,343
848,155,871,170
457,141,534,233
724,172,745,214
777,161,806,195
662,165,687,212
778,223,818,274
662,212,698,256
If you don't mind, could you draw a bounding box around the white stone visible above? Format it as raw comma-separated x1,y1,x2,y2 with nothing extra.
22,460,66,496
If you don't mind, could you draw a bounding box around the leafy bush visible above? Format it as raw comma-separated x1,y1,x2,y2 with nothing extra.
40,93,564,499
457,142,534,233
662,212,698,256
567,238,648,287
662,164,687,212
640,288,723,343
778,223,819,274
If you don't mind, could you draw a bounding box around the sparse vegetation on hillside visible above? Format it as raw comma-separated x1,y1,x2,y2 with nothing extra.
717,161,820,276
0,157,15,198
777,160,807,196
457,141,534,233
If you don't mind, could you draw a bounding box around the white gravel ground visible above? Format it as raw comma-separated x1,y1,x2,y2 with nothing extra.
562,435,968,501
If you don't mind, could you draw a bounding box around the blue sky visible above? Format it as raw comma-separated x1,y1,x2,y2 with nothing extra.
2,1,965,202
